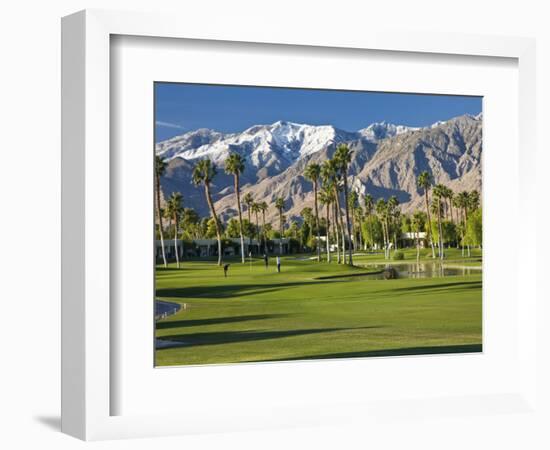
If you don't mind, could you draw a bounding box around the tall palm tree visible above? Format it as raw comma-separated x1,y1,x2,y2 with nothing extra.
321,160,342,263
275,197,285,255
433,184,446,260
417,171,436,258
364,193,374,251
155,156,168,267
468,190,481,211
251,202,261,254
243,192,254,253
304,163,322,262
319,187,333,262
259,201,268,254
455,191,469,256
387,195,400,252
192,159,223,266
167,192,183,268
225,153,246,263
446,187,455,223
348,190,359,251
243,192,254,223
354,205,364,251
334,144,354,265
412,211,425,262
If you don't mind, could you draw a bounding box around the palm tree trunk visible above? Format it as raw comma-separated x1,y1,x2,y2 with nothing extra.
279,212,283,255
333,202,341,263
254,211,260,254
424,191,436,258
173,213,180,269
234,175,245,264
342,172,354,265
464,207,471,257
437,203,444,260
416,229,420,262
386,222,390,259
313,181,321,262
262,211,268,255
326,202,331,263
155,175,167,267
204,183,222,266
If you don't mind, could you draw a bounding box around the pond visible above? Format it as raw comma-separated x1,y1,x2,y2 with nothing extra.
352,262,481,280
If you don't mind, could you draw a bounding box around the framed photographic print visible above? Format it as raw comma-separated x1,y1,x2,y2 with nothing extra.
153,82,483,367
62,9,539,442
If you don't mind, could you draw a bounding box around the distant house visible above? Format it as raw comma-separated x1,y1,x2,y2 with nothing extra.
399,232,428,248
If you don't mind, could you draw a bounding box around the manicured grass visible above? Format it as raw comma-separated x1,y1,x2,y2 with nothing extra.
155,252,482,366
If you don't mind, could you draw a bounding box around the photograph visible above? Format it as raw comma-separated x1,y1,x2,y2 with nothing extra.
154,83,483,367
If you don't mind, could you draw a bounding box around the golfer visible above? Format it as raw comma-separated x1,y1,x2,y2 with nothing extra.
263,254,269,269
223,263,230,278
276,256,281,273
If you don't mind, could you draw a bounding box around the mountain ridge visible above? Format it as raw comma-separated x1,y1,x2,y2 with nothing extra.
157,114,482,223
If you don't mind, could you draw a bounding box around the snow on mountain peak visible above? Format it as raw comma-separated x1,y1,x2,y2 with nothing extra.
359,122,417,142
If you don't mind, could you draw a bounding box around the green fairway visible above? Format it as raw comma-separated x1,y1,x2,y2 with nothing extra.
155,250,482,366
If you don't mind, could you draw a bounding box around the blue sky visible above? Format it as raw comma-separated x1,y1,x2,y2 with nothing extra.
155,82,482,142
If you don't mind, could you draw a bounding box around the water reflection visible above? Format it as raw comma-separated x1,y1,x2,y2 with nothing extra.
354,262,480,280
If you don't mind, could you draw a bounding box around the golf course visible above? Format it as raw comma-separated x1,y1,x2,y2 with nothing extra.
155,248,482,366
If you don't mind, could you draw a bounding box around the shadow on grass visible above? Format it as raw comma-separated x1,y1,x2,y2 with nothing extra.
372,280,482,296
156,280,337,299
156,313,288,330
250,344,482,362
157,326,382,348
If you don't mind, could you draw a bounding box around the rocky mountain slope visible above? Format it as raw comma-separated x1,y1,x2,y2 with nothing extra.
157,114,482,223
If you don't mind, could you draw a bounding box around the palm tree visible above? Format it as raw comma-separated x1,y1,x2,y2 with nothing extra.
334,144,354,265
259,201,268,254
387,195,400,252
167,192,183,268
455,191,469,256
304,163,322,262
243,192,254,223
354,205,364,250
192,159,223,266
155,156,168,267
417,171,436,258
348,190,359,251
364,193,374,251
433,184,446,260
243,192,254,253
251,202,261,254
376,198,389,259
275,197,285,255
445,186,455,223
412,211,425,262
319,187,333,262
225,153,246,263
321,160,342,263
468,190,481,212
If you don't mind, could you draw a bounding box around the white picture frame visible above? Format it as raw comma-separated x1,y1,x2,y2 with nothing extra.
61,9,538,441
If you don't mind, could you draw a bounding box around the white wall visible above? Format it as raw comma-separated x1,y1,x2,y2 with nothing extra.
0,1,548,449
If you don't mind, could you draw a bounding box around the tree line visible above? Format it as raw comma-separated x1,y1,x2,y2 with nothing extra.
155,149,482,268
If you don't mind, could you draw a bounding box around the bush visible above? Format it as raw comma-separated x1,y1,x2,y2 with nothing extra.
393,251,405,260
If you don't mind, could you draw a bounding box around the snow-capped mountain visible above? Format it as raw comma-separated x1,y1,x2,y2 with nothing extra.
157,120,362,170
358,122,418,141
156,114,482,222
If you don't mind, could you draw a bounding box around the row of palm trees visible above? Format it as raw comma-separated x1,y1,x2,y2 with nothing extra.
155,152,481,268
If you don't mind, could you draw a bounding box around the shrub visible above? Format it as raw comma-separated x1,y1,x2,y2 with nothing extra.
393,251,405,260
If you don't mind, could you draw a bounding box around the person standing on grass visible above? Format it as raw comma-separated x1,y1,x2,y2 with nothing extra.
263,253,268,269
223,263,230,278
276,256,281,273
